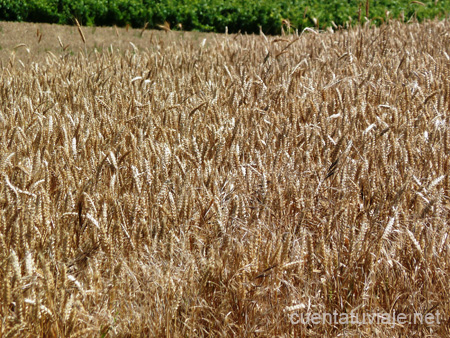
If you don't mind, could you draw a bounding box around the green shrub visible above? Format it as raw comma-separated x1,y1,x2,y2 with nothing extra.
0,0,449,34
0,0,28,21
26,0,59,23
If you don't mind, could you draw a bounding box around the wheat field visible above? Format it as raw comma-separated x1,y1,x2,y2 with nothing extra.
1,19,450,337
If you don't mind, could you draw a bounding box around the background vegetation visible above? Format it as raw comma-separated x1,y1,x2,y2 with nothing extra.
0,0,450,34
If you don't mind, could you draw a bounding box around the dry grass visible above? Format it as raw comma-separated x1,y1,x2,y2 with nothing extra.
1,19,450,337
0,21,211,64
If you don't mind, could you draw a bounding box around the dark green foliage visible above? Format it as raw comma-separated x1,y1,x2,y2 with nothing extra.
1,0,450,34
0,0,28,21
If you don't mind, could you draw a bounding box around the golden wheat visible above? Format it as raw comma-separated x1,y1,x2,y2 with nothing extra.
0,18,450,337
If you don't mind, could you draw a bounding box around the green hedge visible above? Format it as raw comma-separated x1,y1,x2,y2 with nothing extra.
1,0,450,34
